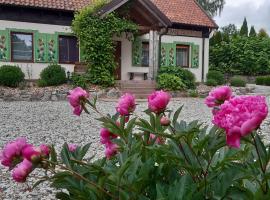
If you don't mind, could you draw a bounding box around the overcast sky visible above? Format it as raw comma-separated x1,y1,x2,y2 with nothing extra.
214,0,270,33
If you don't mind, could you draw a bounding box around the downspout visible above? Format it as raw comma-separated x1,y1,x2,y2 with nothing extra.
202,37,205,82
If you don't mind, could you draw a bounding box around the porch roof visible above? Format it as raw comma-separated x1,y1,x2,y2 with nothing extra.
0,0,218,28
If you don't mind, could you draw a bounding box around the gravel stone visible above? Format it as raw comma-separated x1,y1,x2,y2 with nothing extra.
0,97,270,199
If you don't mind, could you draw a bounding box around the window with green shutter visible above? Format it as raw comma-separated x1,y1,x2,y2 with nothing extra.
0,30,10,61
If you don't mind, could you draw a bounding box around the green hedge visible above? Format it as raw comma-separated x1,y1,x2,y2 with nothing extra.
157,73,186,91
230,76,246,87
256,76,270,86
159,66,196,89
0,65,25,87
210,36,270,76
206,70,225,85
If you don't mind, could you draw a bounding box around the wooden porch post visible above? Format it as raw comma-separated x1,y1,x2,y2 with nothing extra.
149,30,159,80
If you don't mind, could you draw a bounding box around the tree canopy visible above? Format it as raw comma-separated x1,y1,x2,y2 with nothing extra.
240,17,248,36
196,0,225,16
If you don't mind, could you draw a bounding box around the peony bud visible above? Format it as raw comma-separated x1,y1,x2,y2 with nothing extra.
12,159,33,183
116,93,136,116
67,87,89,116
160,116,171,126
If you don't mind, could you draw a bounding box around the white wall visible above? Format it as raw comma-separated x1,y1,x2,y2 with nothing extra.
161,35,209,82
118,34,209,81
0,20,74,79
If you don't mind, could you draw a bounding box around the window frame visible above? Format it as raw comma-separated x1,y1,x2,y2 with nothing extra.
176,45,190,68
10,31,34,63
58,35,79,64
141,41,149,67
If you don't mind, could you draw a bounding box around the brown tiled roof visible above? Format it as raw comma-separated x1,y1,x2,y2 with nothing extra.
151,0,218,28
0,0,217,28
0,0,92,11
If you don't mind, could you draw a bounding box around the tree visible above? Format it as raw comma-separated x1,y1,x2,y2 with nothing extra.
258,28,269,38
249,26,257,37
196,0,225,16
221,24,238,36
240,17,248,36
210,31,223,46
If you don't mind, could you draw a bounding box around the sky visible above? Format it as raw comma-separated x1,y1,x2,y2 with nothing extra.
214,0,270,34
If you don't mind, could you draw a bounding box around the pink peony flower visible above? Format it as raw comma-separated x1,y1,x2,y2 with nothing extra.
100,128,117,145
12,159,32,183
213,96,268,148
148,91,171,113
40,144,50,157
22,144,50,163
205,86,232,108
67,87,89,116
105,142,118,159
116,93,136,116
0,138,27,168
68,144,78,152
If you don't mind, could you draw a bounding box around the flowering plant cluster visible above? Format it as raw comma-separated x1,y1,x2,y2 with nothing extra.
1,86,270,199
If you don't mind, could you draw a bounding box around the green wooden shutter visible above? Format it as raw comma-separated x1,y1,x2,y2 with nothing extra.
0,30,10,61
34,33,47,62
191,44,200,68
160,43,167,67
132,37,142,66
166,43,176,66
46,34,58,63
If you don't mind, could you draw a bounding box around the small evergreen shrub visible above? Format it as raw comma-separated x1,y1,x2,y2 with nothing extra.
230,76,246,87
206,70,225,85
157,73,186,91
39,64,66,86
159,66,196,89
0,65,25,87
206,79,218,86
255,76,266,85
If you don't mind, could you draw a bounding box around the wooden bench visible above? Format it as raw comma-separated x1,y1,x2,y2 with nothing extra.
129,72,148,80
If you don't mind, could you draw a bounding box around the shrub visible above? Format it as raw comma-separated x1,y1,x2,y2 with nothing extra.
230,76,246,87
71,74,89,89
39,64,66,86
256,76,266,85
157,73,186,91
0,65,25,87
159,66,196,89
206,79,218,86
188,90,199,97
206,70,225,85
263,77,270,86
255,76,270,86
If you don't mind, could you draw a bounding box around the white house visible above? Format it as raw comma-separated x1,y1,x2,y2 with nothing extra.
0,0,217,82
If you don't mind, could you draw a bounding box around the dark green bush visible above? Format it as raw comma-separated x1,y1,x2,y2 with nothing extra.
264,77,270,86
206,70,225,85
0,65,25,87
230,76,246,87
157,73,186,91
159,66,196,89
71,74,88,89
39,64,66,86
206,79,218,86
255,76,266,85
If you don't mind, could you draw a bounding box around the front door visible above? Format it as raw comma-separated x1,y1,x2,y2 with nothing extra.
114,41,121,80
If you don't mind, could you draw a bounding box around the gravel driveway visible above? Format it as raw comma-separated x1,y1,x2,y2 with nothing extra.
0,97,269,199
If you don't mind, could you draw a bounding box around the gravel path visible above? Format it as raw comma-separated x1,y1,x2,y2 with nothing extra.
0,98,269,199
